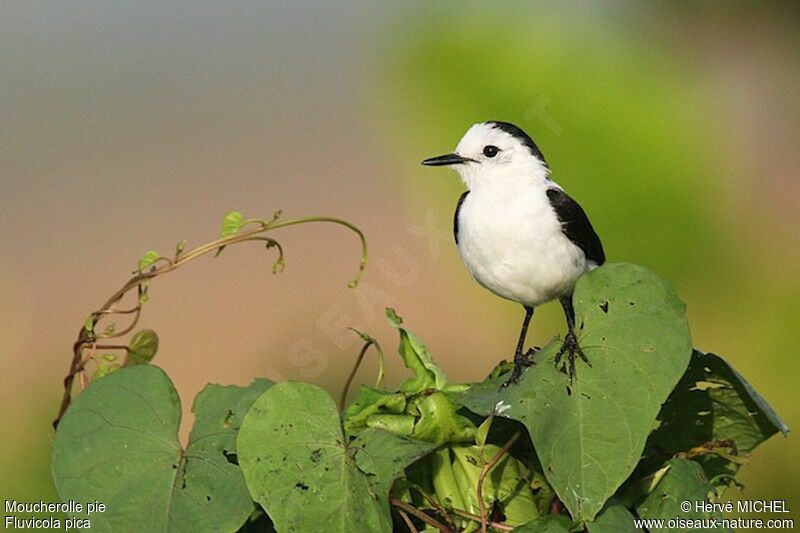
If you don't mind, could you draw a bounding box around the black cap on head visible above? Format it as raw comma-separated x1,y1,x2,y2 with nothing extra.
487,121,548,167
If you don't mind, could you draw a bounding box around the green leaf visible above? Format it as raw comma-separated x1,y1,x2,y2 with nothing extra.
125,329,159,366
462,263,693,521
514,514,573,532
652,350,788,452
343,386,406,433
449,444,540,526
352,428,436,498
221,210,245,236
83,315,94,334
427,447,468,511
386,308,448,393
137,250,159,271
409,391,475,445
442,382,470,396
366,414,416,435
475,416,493,447
237,382,433,533
647,349,788,490
52,366,272,532
636,458,729,532
587,499,642,533
91,358,120,380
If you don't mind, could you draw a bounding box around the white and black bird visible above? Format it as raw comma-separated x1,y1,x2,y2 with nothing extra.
422,121,605,387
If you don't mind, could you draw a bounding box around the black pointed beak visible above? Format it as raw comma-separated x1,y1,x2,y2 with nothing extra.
421,153,475,166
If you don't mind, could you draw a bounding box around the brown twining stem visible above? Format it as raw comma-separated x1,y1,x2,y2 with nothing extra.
397,509,418,533
477,430,522,533
339,334,384,411
53,214,367,428
390,498,453,533
73,343,130,376
450,508,514,532
406,483,457,530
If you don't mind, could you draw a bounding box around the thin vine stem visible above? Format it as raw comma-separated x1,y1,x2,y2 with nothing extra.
397,509,418,533
265,216,368,287
54,213,367,428
450,508,514,531
390,498,453,533
478,430,522,533
405,482,457,530
339,331,385,412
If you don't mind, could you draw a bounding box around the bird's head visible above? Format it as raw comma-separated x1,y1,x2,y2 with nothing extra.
422,121,549,190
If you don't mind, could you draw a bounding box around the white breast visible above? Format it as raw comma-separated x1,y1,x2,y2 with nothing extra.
456,183,589,308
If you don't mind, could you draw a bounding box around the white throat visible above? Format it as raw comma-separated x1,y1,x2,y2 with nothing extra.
456,157,552,194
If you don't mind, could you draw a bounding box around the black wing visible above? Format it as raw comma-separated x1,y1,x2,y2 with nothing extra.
453,190,469,244
546,188,605,265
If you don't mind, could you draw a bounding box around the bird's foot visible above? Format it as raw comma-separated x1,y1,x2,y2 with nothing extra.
554,330,590,387
501,347,538,388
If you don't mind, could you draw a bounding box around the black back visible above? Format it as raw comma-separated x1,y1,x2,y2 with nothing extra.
453,191,469,244
546,188,605,265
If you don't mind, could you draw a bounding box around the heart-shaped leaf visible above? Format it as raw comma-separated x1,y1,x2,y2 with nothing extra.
237,382,434,532
647,349,788,490
221,210,245,236
125,329,159,365
463,263,692,521
52,365,271,531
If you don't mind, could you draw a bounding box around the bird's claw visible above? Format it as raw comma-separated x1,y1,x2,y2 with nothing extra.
555,330,590,386
500,347,538,388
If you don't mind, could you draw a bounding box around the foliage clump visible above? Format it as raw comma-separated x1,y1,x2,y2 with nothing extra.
51,213,786,532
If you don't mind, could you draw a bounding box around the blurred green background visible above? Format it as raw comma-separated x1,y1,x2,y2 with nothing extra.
1,1,797,526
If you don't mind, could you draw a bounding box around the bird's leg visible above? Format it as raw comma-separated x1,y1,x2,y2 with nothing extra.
502,306,535,387
554,293,591,386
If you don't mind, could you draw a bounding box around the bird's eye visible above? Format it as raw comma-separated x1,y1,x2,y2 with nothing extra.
483,145,500,158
